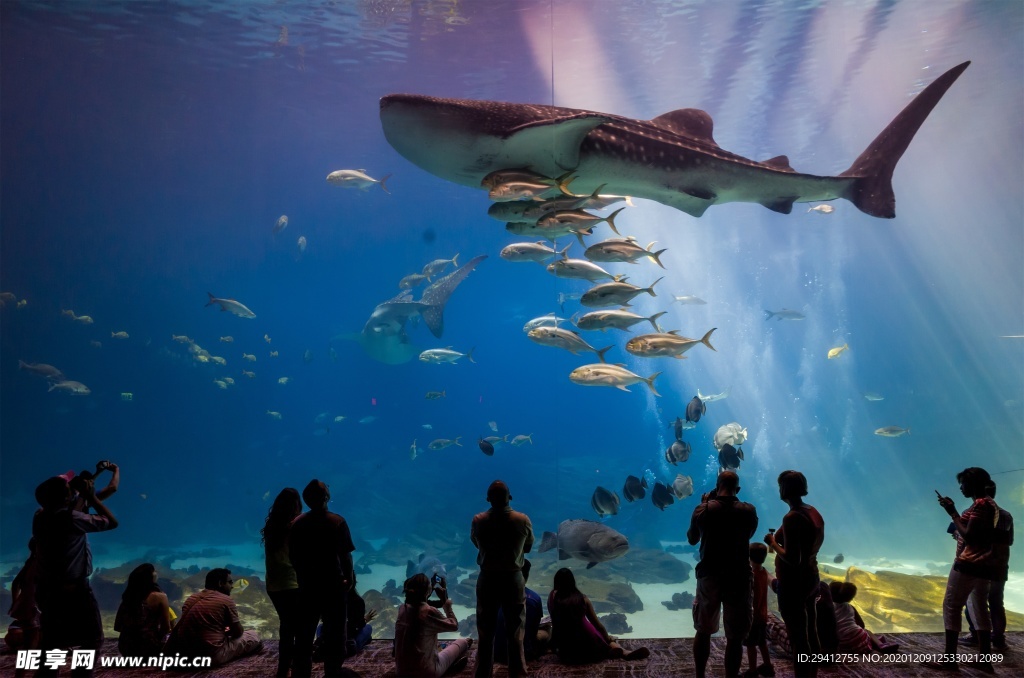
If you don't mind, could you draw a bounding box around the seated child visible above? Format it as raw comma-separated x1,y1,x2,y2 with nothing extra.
828,582,897,654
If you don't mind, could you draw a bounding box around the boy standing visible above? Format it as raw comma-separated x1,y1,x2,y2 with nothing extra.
744,543,775,677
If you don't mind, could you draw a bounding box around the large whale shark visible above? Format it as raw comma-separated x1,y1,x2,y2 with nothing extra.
343,254,486,364
380,62,969,219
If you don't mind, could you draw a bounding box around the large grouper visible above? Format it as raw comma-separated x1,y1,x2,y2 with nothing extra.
538,519,629,569
380,62,969,219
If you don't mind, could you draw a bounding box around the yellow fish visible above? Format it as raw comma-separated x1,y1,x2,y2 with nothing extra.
233,578,249,593
827,343,849,360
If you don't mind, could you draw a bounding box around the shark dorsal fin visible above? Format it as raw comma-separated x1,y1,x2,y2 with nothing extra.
762,155,795,172
650,108,718,147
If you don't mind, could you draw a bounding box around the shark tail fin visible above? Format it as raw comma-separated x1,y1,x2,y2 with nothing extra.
378,173,392,194
840,61,969,218
420,255,488,338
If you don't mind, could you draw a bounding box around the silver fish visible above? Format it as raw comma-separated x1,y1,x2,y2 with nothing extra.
575,309,666,333
874,426,910,438
764,308,806,321
419,347,475,364
581,278,662,308
546,258,622,282
523,313,568,333
511,434,533,446
527,327,610,362
489,178,570,202
422,254,459,280
500,241,569,264
326,169,391,193
481,168,566,189
673,295,707,305
537,207,624,236
273,214,288,234
205,293,256,319
505,219,592,244
569,363,661,395
671,474,694,499
399,273,429,289
625,328,717,359
584,238,667,268
863,392,885,402
428,437,462,450
48,380,91,395
697,387,729,402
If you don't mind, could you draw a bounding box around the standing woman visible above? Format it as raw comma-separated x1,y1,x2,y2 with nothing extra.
764,470,824,678
262,488,303,678
114,563,171,657
931,467,998,672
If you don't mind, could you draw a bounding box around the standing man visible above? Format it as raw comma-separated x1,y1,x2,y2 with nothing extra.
32,472,118,675
687,471,758,678
471,480,534,678
289,479,356,678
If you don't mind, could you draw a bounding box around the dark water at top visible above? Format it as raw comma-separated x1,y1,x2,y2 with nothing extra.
1,0,1022,591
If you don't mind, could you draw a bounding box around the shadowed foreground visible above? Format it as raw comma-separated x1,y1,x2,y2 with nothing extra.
2,633,1019,677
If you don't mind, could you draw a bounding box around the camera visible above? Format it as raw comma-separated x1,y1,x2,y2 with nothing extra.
70,470,95,494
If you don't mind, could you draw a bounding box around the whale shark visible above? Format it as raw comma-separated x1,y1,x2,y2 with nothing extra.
380,61,969,219
344,254,486,364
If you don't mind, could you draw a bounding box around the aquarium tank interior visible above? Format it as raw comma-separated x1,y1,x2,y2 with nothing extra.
1,0,1022,642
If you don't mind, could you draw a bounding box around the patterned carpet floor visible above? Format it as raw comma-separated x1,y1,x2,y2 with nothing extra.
2,633,1019,676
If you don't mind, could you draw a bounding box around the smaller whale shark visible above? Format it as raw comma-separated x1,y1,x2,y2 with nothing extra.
380,61,969,219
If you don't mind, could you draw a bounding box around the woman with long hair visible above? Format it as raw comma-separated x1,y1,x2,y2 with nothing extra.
547,567,648,664
114,563,171,657
261,487,302,678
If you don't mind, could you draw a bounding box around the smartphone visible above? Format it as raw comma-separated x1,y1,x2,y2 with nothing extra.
934,489,942,498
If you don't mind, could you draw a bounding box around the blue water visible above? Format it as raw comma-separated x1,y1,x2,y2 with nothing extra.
1,0,1022,605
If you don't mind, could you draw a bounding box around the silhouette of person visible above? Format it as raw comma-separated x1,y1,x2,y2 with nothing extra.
959,479,1014,652
261,488,302,677
68,460,119,512
744,542,775,678
687,470,758,678
394,573,472,677
470,480,533,678
828,581,897,654
164,568,262,666
5,538,40,656
764,470,824,678
32,472,118,675
289,479,355,677
114,563,171,657
493,559,548,663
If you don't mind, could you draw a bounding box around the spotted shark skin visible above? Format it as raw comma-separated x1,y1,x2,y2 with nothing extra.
380,62,969,218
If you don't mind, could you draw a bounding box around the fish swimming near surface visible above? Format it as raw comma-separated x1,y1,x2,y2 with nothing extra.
326,169,391,193
674,295,707,305
380,62,969,219
685,395,706,423
591,487,620,517
875,426,910,438
651,482,675,510
863,392,885,402
622,475,648,502
18,360,65,382
206,293,256,319
478,437,495,456
671,474,694,500
698,387,729,402
538,519,629,568
665,439,691,465
828,343,849,359
764,309,806,321
718,443,744,471
346,255,486,364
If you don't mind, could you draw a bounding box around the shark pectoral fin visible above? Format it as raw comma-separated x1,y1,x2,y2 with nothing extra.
503,115,612,175
650,108,719,147
666,190,715,218
760,197,797,214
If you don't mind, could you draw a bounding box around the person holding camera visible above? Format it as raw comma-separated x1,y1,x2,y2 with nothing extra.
69,460,120,512
686,470,758,678
32,470,119,673
394,573,473,677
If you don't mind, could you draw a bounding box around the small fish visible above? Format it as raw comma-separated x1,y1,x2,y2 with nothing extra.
111,331,129,339
297,235,307,253
313,427,330,436
140,494,147,500
527,327,610,362
581,278,659,309
834,553,845,564
243,353,256,362
569,363,661,395
242,370,255,378
16,299,27,309
827,343,849,360
194,355,210,364
220,336,234,343
874,426,910,438
233,578,249,593
264,334,272,344
500,241,569,264
206,293,256,319
685,395,706,423
665,439,691,465
425,390,446,399
483,434,509,446
808,204,835,214
399,273,429,289
48,380,91,395
274,215,289,234
267,410,282,420
697,388,729,402
277,377,290,385
718,443,744,471
651,482,675,510
211,356,227,366
334,415,346,422
18,361,65,382
546,257,623,282
591,487,620,516
75,315,94,325
410,439,420,460
326,169,391,193
171,335,192,343
764,309,806,321
625,328,717,359
575,309,666,333
523,313,568,333
222,377,234,385
863,392,885,401
511,434,533,446
262,491,272,501
673,295,707,305
671,474,694,500
359,416,376,424
622,475,648,502
269,351,279,357
213,379,228,390
488,421,498,432
478,437,495,456
419,347,475,364
428,437,462,450
422,254,459,280
303,349,313,363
